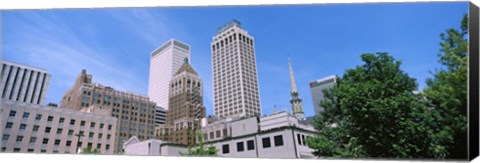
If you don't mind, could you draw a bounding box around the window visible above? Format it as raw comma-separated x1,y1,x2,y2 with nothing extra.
5,122,13,129
262,137,271,148
222,144,229,154
98,133,103,139
57,128,63,134
14,148,21,152
236,142,244,152
302,135,306,146
47,116,53,122
29,137,36,143
68,130,74,135
297,134,302,145
106,144,110,150
59,117,65,123
108,124,112,130
54,139,61,145
80,121,86,126
223,128,228,137
66,141,72,146
216,130,221,138
107,134,111,140
28,149,34,152
22,112,30,119
70,119,76,125
247,140,255,150
45,127,51,133
97,143,101,149
42,138,49,144
35,114,42,120
1,147,6,152
89,132,94,138
274,135,284,147
210,132,214,139
33,125,39,132
16,136,24,142
9,110,17,117
41,149,46,153
90,122,95,128
19,124,27,130
100,123,104,129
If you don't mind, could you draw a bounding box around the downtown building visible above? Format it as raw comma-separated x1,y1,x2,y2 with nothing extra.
1,60,51,105
199,110,317,158
155,58,206,145
60,69,156,153
148,39,191,110
309,75,336,115
211,19,261,119
0,99,117,154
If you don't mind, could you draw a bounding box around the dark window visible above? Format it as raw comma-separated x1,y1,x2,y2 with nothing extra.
70,119,76,125
14,148,21,152
66,141,72,146
41,149,46,153
210,132,214,139
89,132,94,138
9,110,17,117
1,134,9,141
22,112,30,119
42,138,49,144
68,130,74,135
33,125,39,131
223,128,228,137
107,134,111,140
90,122,95,128
80,121,86,126
28,149,34,152
47,116,53,122
45,127,51,133
35,114,42,120
108,125,112,130
19,124,27,130
297,134,302,145
29,137,36,143
97,143,101,149
236,142,244,152
5,122,13,129
98,133,103,139
247,140,255,150
302,135,306,146
216,130,221,138
222,144,229,154
100,123,104,129
57,128,63,134
274,135,284,147
59,117,65,123
54,139,61,145
106,144,110,150
262,137,271,148
16,136,24,142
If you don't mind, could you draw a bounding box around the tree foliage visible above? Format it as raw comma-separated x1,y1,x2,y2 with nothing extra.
82,145,101,154
307,52,446,159
423,14,468,159
180,128,218,156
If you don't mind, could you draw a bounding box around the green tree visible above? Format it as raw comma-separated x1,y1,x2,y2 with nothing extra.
180,125,218,156
423,14,468,159
82,145,101,154
307,52,446,159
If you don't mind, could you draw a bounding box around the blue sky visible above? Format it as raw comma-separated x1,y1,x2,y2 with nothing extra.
2,2,468,117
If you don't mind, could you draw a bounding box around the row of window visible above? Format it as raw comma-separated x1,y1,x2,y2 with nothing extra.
3,123,113,139
221,135,284,154
2,134,111,150
8,110,114,130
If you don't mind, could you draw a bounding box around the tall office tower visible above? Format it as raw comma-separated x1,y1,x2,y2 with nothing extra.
211,19,261,119
288,58,304,119
148,39,191,110
157,58,206,145
309,75,336,115
60,70,156,153
0,60,51,105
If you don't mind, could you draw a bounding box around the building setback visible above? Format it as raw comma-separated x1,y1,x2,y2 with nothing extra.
200,111,317,158
211,19,261,119
0,60,51,105
148,39,191,110
60,69,156,153
156,58,206,145
0,99,117,154
309,75,336,115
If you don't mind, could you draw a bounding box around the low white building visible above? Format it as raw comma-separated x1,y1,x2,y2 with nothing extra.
200,111,318,159
123,136,187,156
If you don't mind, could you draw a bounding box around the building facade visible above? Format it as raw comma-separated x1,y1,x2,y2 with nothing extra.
148,39,191,110
156,58,206,145
155,106,166,126
211,19,261,119
309,75,336,115
123,136,187,156
0,99,117,154
1,60,51,105
200,111,317,158
288,58,305,119
60,69,156,153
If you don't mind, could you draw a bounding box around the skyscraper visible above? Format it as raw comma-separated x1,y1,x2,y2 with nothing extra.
0,60,51,105
288,58,304,119
60,70,156,153
211,19,261,119
156,58,206,145
309,75,336,115
148,39,191,110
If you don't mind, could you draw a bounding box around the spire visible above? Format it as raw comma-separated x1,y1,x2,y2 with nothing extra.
184,57,189,64
288,57,298,93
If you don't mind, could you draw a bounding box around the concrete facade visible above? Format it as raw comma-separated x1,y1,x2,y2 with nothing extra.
309,75,336,115
148,39,191,110
123,136,187,156
60,69,156,153
211,19,261,119
1,60,51,105
155,106,166,126
0,99,117,154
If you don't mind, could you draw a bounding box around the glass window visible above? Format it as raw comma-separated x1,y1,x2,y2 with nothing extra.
302,135,306,146
68,130,74,135
274,135,284,147
28,149,34,152
29,137,37,144
45,127,51,133
59,117,65,123
66,141,72,146
222,144,229,154
80,121,86,126
19,124,27,130
5,122,13,129
262,137,271,148
57,128,63,134
9,111,17,117
106,144,110,150
100,123,104,129
16,136,23,142
98,133,103,139
47,116,53,122
97,143,101,149
108,124,112,130
42,138,49,144
2,134,10,141
247,140,255,150
90,122,95,128
70,119,76,125
297,134,302,145
54,139,61,145
216,130,221,138
22,112,30,119
236,142,244,152
35,114,42,120
89,132,94,138
33,125,39,132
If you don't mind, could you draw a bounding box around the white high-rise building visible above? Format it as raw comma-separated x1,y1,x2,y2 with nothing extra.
211,19,261,119
309,75,336,115
0,60,51,105
148,39,191,110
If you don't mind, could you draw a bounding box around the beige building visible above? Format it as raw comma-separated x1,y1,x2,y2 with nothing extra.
60,69,156,153
211,19,261,119
156,58,206,145
0,99,117,154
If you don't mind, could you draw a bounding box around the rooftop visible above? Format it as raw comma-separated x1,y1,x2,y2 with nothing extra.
217,19,242,34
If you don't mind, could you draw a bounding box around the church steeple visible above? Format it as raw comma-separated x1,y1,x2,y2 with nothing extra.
288,57,304,120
